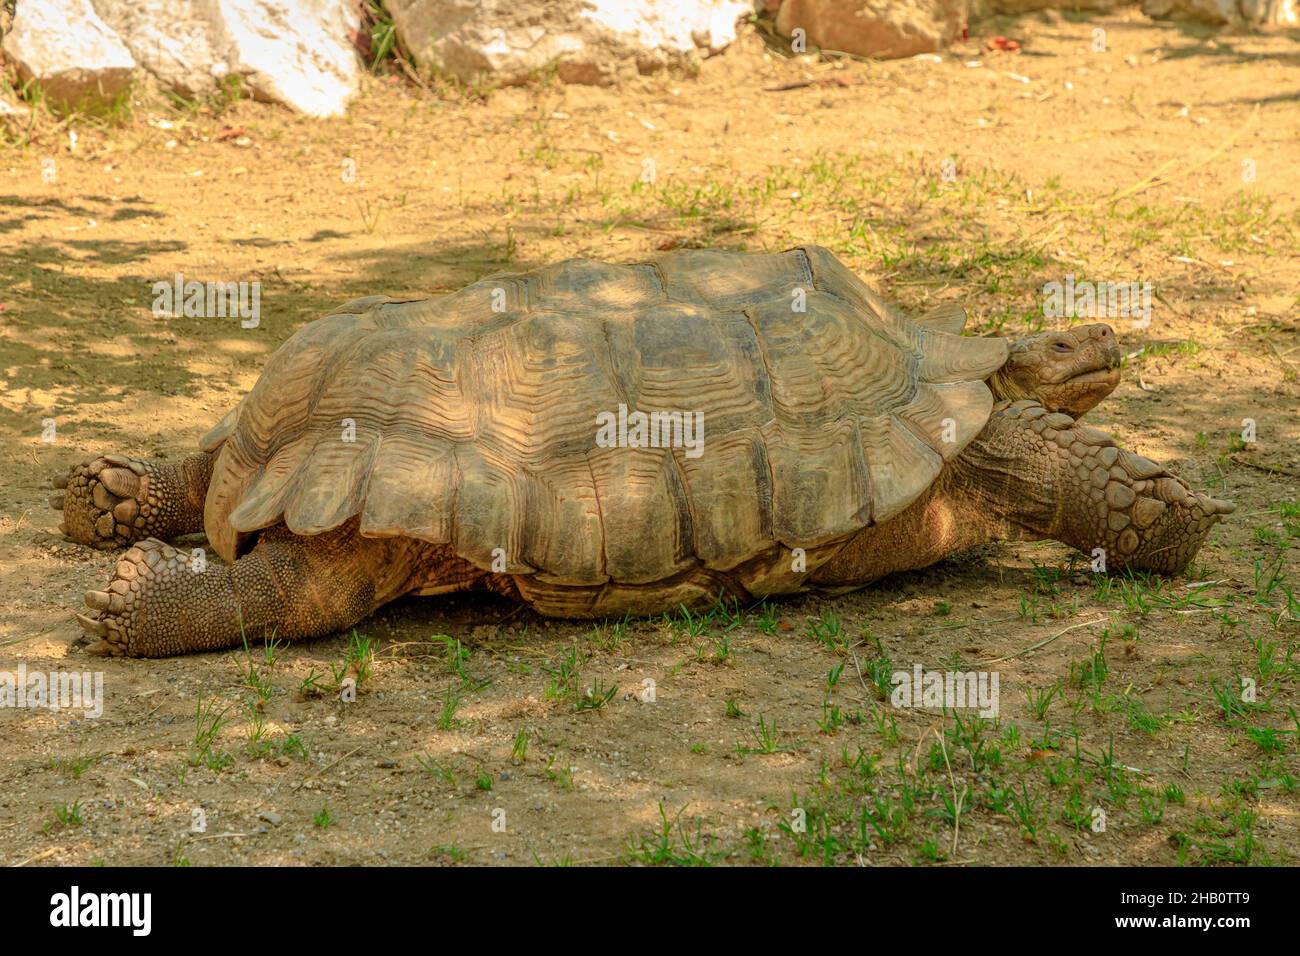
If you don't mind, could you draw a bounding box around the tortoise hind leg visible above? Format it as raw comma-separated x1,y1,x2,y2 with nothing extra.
52,452,215,550
958,400,1234,574
74,521,423,657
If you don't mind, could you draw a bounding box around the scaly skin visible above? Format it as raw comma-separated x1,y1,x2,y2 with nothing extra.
966,401,1233,573
76,521,444,658
812,400,1234,586
986,323,1120,419
52,453,213,549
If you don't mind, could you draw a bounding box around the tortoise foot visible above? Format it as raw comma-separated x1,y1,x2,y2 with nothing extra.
1096,466,1235,575
963,402,1234,577
53,455,162,550
73,523,401,658
52,452,211,549
78,538,196,657
1011,402,1234,574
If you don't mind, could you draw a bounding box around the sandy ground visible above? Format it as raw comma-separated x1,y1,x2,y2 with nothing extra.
1,11,1297,866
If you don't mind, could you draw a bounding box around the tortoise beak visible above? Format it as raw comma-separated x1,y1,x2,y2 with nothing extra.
1069,367,1121,388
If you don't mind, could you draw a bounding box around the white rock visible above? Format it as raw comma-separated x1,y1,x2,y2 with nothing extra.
212,0,361,118
91,0,225,98
2,0,136,110
386,0,753,86
774,0,967,60
87,0,360,116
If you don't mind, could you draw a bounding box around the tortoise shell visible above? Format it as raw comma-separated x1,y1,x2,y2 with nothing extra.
199,245,1008,610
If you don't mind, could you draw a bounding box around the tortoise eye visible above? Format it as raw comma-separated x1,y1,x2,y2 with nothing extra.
1052,341,1073,353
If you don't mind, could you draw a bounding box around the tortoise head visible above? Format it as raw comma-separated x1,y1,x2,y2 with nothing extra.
988,323,1121,418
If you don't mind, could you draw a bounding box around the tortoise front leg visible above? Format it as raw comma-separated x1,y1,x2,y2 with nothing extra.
73,522,422,657
52,452,214,550
959,400,1234,574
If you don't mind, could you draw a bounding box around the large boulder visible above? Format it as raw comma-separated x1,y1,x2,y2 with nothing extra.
207,0,361,117
772,0,967,59
1,0,136,110
1,0,360,116
386,0,755,86
89,0,226,99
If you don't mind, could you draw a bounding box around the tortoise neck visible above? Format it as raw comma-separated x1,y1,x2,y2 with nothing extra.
986,366,1031,406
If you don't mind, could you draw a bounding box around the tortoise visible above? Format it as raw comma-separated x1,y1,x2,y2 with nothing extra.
51,245,1233,657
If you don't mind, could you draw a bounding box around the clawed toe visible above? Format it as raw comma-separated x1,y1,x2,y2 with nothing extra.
75,594,129,657
83,589,127,614
1149,475,1234,519
54,455,156,550
1123,487,1233,575
75,611,106,637
72,538,190,658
